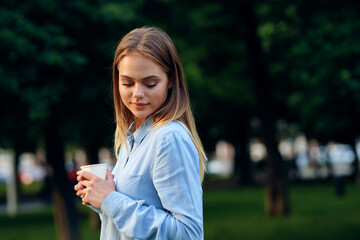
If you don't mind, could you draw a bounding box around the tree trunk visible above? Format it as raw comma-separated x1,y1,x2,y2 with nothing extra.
6,149,18,217
264,124,290,216
86,144,99,165
234,118,253,186
85,145,101,229
240,0,291,216
46,111,81,240
13,144,23,201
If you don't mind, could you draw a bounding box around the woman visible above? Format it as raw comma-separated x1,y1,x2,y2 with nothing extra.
74,26,206,239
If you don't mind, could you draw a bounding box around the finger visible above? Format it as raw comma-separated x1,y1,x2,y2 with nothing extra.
82,194,91,205
78,179,92,188
77,175,84,181
76,188,87,197
76,190,82,197
82,198,88,205
77,170,98,181
74,184,83,191
76,190,83,197
106,169,114,181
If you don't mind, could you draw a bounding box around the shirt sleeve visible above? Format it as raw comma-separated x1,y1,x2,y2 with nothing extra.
100,129,203,240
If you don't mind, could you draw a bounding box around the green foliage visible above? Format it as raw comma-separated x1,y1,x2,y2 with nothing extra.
255,0,360,143
1,0,359,151
0,0,144,149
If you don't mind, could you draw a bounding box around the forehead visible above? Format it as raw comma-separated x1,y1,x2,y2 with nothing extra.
118,53,166,79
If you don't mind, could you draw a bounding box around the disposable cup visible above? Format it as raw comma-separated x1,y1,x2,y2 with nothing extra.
80,163,108,179
79,163,108,214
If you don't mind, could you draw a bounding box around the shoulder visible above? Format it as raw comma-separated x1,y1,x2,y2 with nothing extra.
151,121,190,139
150,121,196,152
151,121,199,168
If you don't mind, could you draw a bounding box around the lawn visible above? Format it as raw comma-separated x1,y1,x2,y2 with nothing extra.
204,182,360,240
0,182,359,240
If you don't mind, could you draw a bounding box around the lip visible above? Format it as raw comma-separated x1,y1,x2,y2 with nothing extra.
132,102,149,108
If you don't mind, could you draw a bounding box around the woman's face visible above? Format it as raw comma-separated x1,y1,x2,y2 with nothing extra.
118,52,170,128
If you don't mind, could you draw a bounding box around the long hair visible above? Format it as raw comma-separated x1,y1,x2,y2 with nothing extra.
113,27,207,181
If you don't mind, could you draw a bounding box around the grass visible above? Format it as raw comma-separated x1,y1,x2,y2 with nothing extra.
0,181,44,196
0,204,101,240
0,182,359,239
204,182,360,240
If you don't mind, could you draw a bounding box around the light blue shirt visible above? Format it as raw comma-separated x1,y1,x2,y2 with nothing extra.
99,118,204,239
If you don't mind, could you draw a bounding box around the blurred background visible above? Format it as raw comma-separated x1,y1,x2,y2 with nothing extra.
1,0,360,239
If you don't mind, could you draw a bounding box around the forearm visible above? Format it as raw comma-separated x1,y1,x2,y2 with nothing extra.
101,191,202,239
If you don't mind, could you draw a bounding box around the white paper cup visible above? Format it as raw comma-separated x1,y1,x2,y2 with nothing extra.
80,163,108,179
79,163,108,214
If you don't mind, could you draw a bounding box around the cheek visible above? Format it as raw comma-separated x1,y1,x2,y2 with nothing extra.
119,89,129,106
154,88,168,103
119,87,128,99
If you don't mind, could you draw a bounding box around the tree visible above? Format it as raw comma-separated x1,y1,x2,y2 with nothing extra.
255,0,360,182
239,0,290,216
0,0,143,238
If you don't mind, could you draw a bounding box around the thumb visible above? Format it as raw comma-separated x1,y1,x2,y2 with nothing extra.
105,168,114,181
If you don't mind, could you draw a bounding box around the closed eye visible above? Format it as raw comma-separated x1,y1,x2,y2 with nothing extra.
122,83,134,87
146,83,157,88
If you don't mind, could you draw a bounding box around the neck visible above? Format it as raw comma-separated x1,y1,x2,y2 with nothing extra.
134,117,147,130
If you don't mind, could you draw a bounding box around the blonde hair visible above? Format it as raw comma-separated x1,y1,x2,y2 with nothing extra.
112,27,207,181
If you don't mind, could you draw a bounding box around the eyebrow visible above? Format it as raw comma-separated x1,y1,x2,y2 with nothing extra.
119,75,160,81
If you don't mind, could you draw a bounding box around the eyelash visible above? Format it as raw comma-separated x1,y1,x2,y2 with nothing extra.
146,84,157,88
122,83,157,88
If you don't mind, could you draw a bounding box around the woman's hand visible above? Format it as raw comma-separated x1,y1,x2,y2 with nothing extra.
74,169,115,209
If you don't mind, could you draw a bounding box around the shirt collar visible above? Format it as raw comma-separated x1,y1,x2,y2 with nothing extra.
126,117,153,145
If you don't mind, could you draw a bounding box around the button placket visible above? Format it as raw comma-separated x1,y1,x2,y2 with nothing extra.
124,135,135,167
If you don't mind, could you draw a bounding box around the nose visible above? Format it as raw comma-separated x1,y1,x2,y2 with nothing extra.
133,84,145,99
